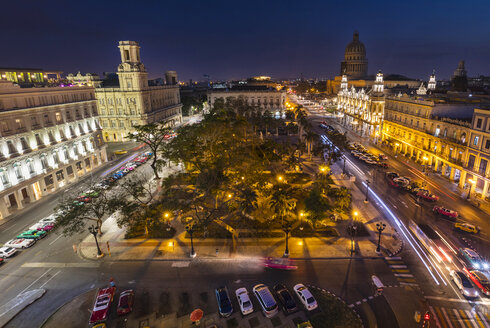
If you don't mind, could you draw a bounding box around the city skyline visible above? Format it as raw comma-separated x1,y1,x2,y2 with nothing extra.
1,0,489,81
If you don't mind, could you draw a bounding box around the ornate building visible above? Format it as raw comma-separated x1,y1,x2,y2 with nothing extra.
0,80,106,220
66,72,102,87
95,41,182,142
208,87,286,118
336,71,385,140
381,94,490,200
340,32,368,79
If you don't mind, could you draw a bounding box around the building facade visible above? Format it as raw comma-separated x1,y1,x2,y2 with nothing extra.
66,72,102,87
95,41,182,142
208,88,286,118
381,94,490,200
336,72,385,140
0,80,107,220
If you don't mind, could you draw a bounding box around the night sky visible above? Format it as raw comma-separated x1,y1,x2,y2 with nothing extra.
1,0,489,81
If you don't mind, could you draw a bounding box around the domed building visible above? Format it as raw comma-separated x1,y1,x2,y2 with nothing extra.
340,31,368,79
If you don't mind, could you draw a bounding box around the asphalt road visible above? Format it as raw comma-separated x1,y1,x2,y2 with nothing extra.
298,100,490,327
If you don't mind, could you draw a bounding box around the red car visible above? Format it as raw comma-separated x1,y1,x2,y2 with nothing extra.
433,206,458,219
89,287,116,324
417,190,439,201
263,257,298,270
76,195,92,203
464,268,490,296
117,290,135,315
0,258,3,265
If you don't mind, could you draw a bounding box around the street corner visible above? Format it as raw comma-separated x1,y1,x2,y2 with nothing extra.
41,288,97,328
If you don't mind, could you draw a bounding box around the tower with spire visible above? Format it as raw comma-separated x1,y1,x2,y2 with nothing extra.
428,69,436,91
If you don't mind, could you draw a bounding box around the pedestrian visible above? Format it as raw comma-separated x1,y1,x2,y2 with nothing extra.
72,244,77,253
215,248,219,257
109,277,116,288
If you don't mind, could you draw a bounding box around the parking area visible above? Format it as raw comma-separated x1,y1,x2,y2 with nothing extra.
107,286,311,328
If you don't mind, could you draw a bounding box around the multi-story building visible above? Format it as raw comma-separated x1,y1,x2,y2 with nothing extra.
208,86,286,118
336,72,385,140
66,72,102,87
381,94,490,200
95,41,182,142
0,80,106,220
0,67,62,86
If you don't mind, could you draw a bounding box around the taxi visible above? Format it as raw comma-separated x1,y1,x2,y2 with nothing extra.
454,222,480,234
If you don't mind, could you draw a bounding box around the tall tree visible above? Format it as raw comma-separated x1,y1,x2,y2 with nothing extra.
269,184,297,226
127,123,172,179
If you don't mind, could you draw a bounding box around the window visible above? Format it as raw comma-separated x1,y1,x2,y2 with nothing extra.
1,121,9,132
14,166,23,180
474,136,479,146
476,118,482,129
15,119,23,130
111,121,116,128
31,116,38,126
124,49,130,61
126,80,132,88
7,141,17,154
119,121,125,128
28,161,35,174
55,113,62,122
479,159,487,175
102,121,108,128
0,171,9,185
53,152,60,164
40,157,48,169
35,134,44,147
468,155,476,170
434,127,440,137
44,114,50,124
485,140,490,149
66,110,72,120
20,137,29,150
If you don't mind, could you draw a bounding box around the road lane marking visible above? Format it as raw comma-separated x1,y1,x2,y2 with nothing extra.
2,224,17,232
22,262,99,268
48,234,63,245
389,265,407,268
469,310,485,328
394,273,413,277
39,270,61,289
18,268,52,295
476,312,490,328
171,261,190,268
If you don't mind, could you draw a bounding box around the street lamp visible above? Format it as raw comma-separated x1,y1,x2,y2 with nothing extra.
364,180,370,203
277,175,284,183
88,225,103,258
342,155,347,175
467,179,476,200
376,222,386,253
350,211,359,255
299,211,304,231
185,225,196,258
283,223,292,258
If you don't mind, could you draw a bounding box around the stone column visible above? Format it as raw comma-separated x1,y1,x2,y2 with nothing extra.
458,170,467,189
482,180,489,200
14,190,23,209
449,167,456,181
434,159,439,172
0,197,10,220
39,177,48,196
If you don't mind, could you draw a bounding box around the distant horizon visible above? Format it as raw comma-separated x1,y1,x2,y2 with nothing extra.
1,1,489,82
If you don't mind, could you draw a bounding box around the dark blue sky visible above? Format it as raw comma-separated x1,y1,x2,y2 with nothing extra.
1,0,489,81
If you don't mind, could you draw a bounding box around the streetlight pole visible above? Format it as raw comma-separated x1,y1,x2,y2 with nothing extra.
88,225,103,258
364,180,370,203
376,222,386,253
186,225,196,258
283,223,291,258
350,211,359,255
342,155,346,175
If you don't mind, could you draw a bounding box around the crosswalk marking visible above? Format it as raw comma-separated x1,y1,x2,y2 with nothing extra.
441,307,454,328
430,306,443,328
394,273,413,277
389,265,407,269
430,306,490,328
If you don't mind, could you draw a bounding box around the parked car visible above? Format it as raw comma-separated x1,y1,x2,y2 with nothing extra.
450,270,479,298
89,287,116,324
377,162,388,169
30,222,54,231
0,258,3,266
39,214,57,224
293,284,318,311
433,206,458,219
253,284,278,318
235,287,253,315
114,150,128,155
16,230,47,240
0,246,17,258
454,222,480,234
386,172,399,180
215,286,233,317
5,238,35,249
273,284,297,313
117,290,134,315
464,269,490,296
416,189,439,201
378,154,388,160
83,189,101,198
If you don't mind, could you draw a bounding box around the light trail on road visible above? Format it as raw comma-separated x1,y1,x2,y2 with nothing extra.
362,181,441,285
100,153,139,178
406,166,457,201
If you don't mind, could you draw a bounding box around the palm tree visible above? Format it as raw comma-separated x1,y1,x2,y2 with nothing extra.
269,185,297,226
335,187,352,211
303,130,319,160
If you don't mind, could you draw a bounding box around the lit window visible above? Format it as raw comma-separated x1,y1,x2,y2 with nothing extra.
474,136,479,145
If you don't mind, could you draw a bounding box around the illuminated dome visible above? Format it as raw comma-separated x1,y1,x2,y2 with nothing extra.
340,32,368,79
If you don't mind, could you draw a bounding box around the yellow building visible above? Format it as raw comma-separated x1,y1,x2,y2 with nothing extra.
95,41,182,142
382,94,490,200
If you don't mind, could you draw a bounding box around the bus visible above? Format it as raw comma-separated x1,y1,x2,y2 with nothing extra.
408,221,452,263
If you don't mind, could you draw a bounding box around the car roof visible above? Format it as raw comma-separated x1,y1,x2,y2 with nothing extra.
463,248,480,258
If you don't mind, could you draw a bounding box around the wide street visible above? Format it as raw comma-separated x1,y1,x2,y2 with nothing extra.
297,95,490,327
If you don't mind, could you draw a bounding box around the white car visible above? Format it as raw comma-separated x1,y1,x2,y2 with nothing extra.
29,223,44,231
39,214,57,224
450,270,479,298
293,284,318,311
0,246,17,258
235,287,253,315
4,238,36,249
